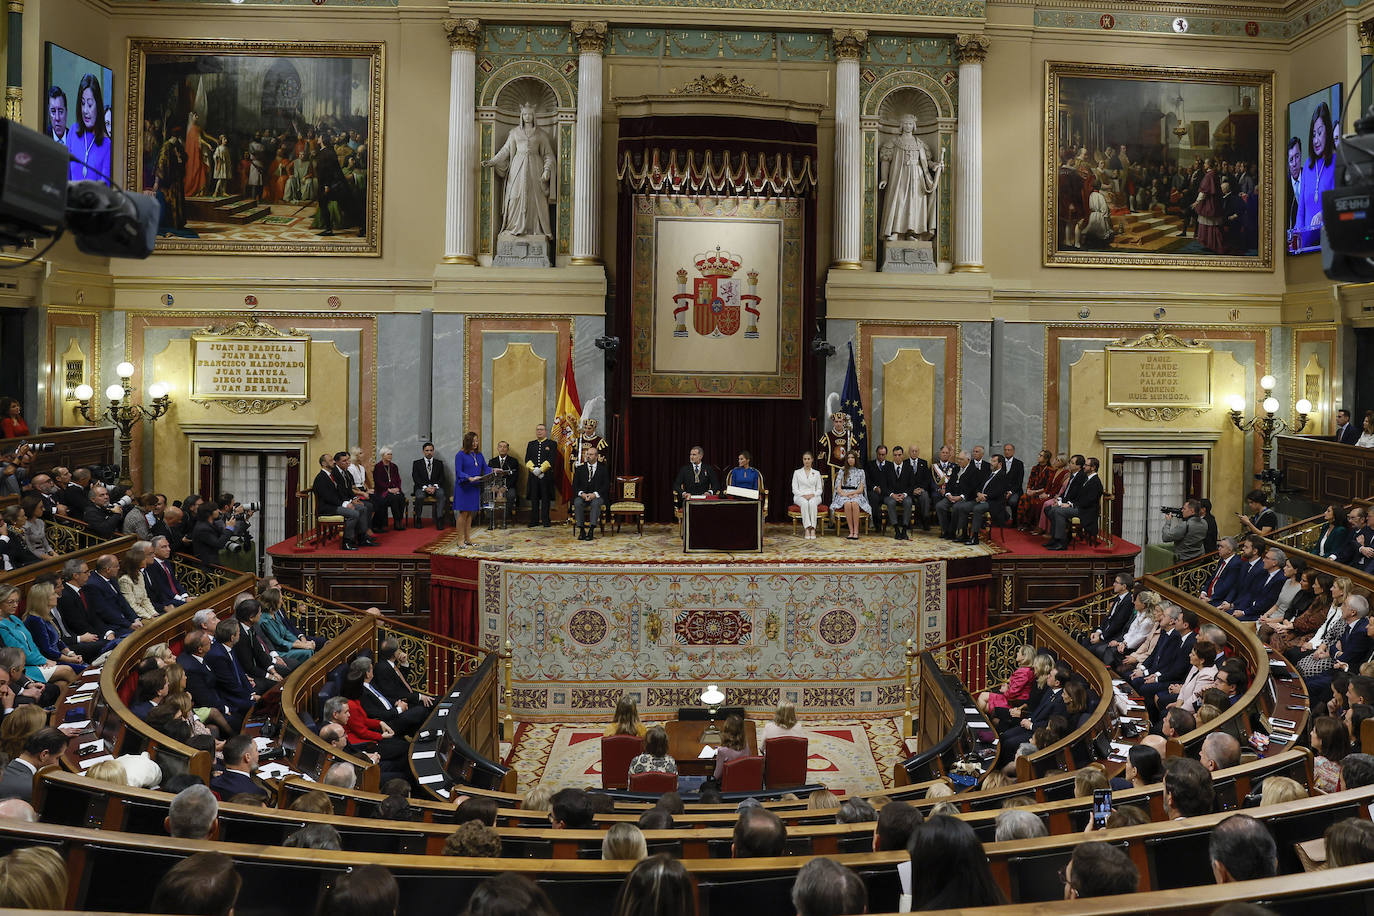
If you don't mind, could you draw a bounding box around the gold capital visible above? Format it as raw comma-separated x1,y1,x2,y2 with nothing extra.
955,33,990,65
6,1,24,15
571,20,608,55
1361,19,1374,56
444,18,481,53
832,28,868,61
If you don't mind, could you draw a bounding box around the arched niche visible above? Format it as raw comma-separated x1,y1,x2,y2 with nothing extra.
861,78,956,267
477,63,576,262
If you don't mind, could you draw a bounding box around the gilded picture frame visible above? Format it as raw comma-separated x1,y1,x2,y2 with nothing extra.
1044,61,1274,271
125,38,384,256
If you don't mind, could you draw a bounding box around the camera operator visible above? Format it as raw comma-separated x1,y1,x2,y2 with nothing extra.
1161,499,1208,563
83,484,127,539
191,502,239,569
1198,498,1218,555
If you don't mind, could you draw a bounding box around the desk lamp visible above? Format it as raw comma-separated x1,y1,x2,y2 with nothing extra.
700,684,726,745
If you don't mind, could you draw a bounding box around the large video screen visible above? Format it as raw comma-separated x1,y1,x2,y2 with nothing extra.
43,42,115,186
1285,82,1340,255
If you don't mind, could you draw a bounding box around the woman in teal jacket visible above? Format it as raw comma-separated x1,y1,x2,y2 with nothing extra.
0,585,78,687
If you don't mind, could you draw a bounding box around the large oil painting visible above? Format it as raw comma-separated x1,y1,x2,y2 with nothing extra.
126,39,383,255
1045,62,1274,270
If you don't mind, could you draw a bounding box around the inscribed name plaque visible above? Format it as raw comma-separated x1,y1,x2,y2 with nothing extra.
190,320,311,414
1105,345,1212,410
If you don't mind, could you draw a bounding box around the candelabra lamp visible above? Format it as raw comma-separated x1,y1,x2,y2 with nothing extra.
73,362,172,488
1226,375,1309,498
699,684,726,745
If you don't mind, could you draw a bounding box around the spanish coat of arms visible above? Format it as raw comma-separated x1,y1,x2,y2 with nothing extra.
671,246,762,340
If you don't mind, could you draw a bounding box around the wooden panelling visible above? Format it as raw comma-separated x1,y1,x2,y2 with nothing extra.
1276,435,1374,505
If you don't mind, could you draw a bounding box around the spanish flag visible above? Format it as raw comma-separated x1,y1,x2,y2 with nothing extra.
551,357,581,502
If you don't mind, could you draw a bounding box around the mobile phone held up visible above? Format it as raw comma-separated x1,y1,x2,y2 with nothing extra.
1092,788,1112,828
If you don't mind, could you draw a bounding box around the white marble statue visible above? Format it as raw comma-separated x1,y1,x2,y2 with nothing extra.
878,114,945,241
482,102,556,240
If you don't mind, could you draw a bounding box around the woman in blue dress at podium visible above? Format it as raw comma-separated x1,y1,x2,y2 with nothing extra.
454,431,490,549
726,451,763,494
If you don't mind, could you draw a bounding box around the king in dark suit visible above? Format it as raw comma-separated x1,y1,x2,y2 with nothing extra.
673,446,720,501
956,454,1012,545
410,442,448,530
524,424,558,528
571,445,611,541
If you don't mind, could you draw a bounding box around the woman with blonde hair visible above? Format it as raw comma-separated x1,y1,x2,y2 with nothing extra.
761,701,803,741
711,714,749,779
0,845,67,909
521,784,553,812
977,644,1036,715
0,585,77,690
807,788,840,810
22,581,85,673
602,822,649,861
1259,775,1306,807
1326,818,1374,868
86,759,129,786
605,695,645,738
144,643,176,667
117,546,158,620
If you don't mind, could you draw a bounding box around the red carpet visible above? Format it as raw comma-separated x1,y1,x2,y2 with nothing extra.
266,522,454,559
989,525,1138,558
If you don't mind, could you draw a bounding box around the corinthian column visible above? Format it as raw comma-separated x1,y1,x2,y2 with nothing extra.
953,33,989,272
571,20,607,265
831,28,867,270
443,18,481,264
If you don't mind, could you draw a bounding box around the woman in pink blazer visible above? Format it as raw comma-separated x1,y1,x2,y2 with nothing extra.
1169,640,1219,712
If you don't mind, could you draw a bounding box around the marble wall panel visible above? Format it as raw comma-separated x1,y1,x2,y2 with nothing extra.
997,323,1045,454
376,313,424,463
961,322,991,452
432,314,466,463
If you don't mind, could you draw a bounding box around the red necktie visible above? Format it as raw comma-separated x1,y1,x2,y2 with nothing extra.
162,561,175,590
1208,558,1227,593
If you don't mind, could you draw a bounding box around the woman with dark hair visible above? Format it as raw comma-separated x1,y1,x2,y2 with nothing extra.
613,853,696,916
1316,504,1349,561
908,815,1007,910
711,714,749,779
20,494,53,560
1260,555,1312,627
453,431,490,550
1294,100,1337,250
315,864,397,916
1312,714,1352,794
0,397,28,438
1269,571,1333,656
831,451,869,540
1062,679,1090,728
1125,744,1163,788
628,725,678,776
461,873,558,916
726,451,762,492
69,74,112,184
1016,449,1054,530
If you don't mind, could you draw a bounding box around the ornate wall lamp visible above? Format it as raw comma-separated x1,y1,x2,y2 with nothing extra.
1227,374,1309,497
73,361,172,487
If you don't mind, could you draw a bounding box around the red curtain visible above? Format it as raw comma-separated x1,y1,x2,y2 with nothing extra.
946,579,990,640
430,556,480,646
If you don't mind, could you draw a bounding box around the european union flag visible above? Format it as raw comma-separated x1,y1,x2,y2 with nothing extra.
841,341,868,462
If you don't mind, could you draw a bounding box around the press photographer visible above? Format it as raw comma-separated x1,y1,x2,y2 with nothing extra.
1160,499,1208,563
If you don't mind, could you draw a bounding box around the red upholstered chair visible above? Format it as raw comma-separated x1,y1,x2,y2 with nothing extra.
720,755,765,793
601,734,643,790
763,736,808,789
117,671,138,706
628,770,678,793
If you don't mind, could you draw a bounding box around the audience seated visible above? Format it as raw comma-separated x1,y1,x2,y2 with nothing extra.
628,724,677,777
612,854,693,916
791,857,866,916
1326,818,1374,867
1163,756,1215,819
462,873,557,916
443,820,502,857
1064,841,1139,898
602,822,648,860
151,851,240,916
317,864,398,916
455,796,497,827
1201,732,1243,772
1210,814,1278,883
0,845,67,910
732,806,786,857
549,787,595,829
0,728,66,802
284,822,342,850
209,734,266,801
907,815,1006,909
995,808,1047,841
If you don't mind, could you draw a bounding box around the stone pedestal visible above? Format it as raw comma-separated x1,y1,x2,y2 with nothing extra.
881,238,939,273
493,234,552,267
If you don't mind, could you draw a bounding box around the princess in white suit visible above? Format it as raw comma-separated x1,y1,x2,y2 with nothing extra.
792,451,824,539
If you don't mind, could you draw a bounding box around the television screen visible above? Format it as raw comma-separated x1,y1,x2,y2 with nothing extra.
43,42,115,185
1285,82,1341,255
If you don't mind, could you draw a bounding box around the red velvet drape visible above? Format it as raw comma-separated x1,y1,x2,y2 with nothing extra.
430,556,481,646
946,578,990,641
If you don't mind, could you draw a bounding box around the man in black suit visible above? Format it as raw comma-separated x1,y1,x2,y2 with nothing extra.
999,661,1071,753
1001,443,1025,516
205,620,258,727
56,558,112,661
1137,608,1199,717
1044,455,1093,550
28,474,65,519
903,446,935,531
0,728,67,802
144,536,188,614
178,630,237,730
524,425,558,528
81,553,140,637
883,447,917,540
374,636,435,709
934,451,978,540
350,658,426,736
232,601,290,689
312,452,374,551
866,445,892,533
673,446,720,502
965,445,991,494
53,467,90,515
210,734,267,800
1336,409,1362,445
489,440,521,527
410,442,448,530
83,484,125,538
571,445,610,541
957,453,1012,545
1085,572,1136,665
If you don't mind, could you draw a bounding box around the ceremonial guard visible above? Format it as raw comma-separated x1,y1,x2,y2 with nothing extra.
819,411,858,475
524,424,558,528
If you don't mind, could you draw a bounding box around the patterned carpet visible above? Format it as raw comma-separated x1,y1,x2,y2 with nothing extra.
506,716,905,796
428,522,996,565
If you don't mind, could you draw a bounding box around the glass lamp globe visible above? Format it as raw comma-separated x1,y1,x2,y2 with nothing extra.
1259,374,1276,391
73,384,93,401
148,383,168,400
116,361,135,379
1227,394,1245,413
1295,398,1312,414
105,384,125,401
700,685,725,706
1262,397,1279,414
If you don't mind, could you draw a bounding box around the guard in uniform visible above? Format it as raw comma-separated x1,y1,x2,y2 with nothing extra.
524,424,558,527
819,412,858,475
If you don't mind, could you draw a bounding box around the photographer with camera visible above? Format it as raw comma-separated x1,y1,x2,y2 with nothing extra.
1161,499,1208,563
190,502,239,569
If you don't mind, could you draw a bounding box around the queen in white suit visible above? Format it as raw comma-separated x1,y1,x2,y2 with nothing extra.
792,451,824,539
